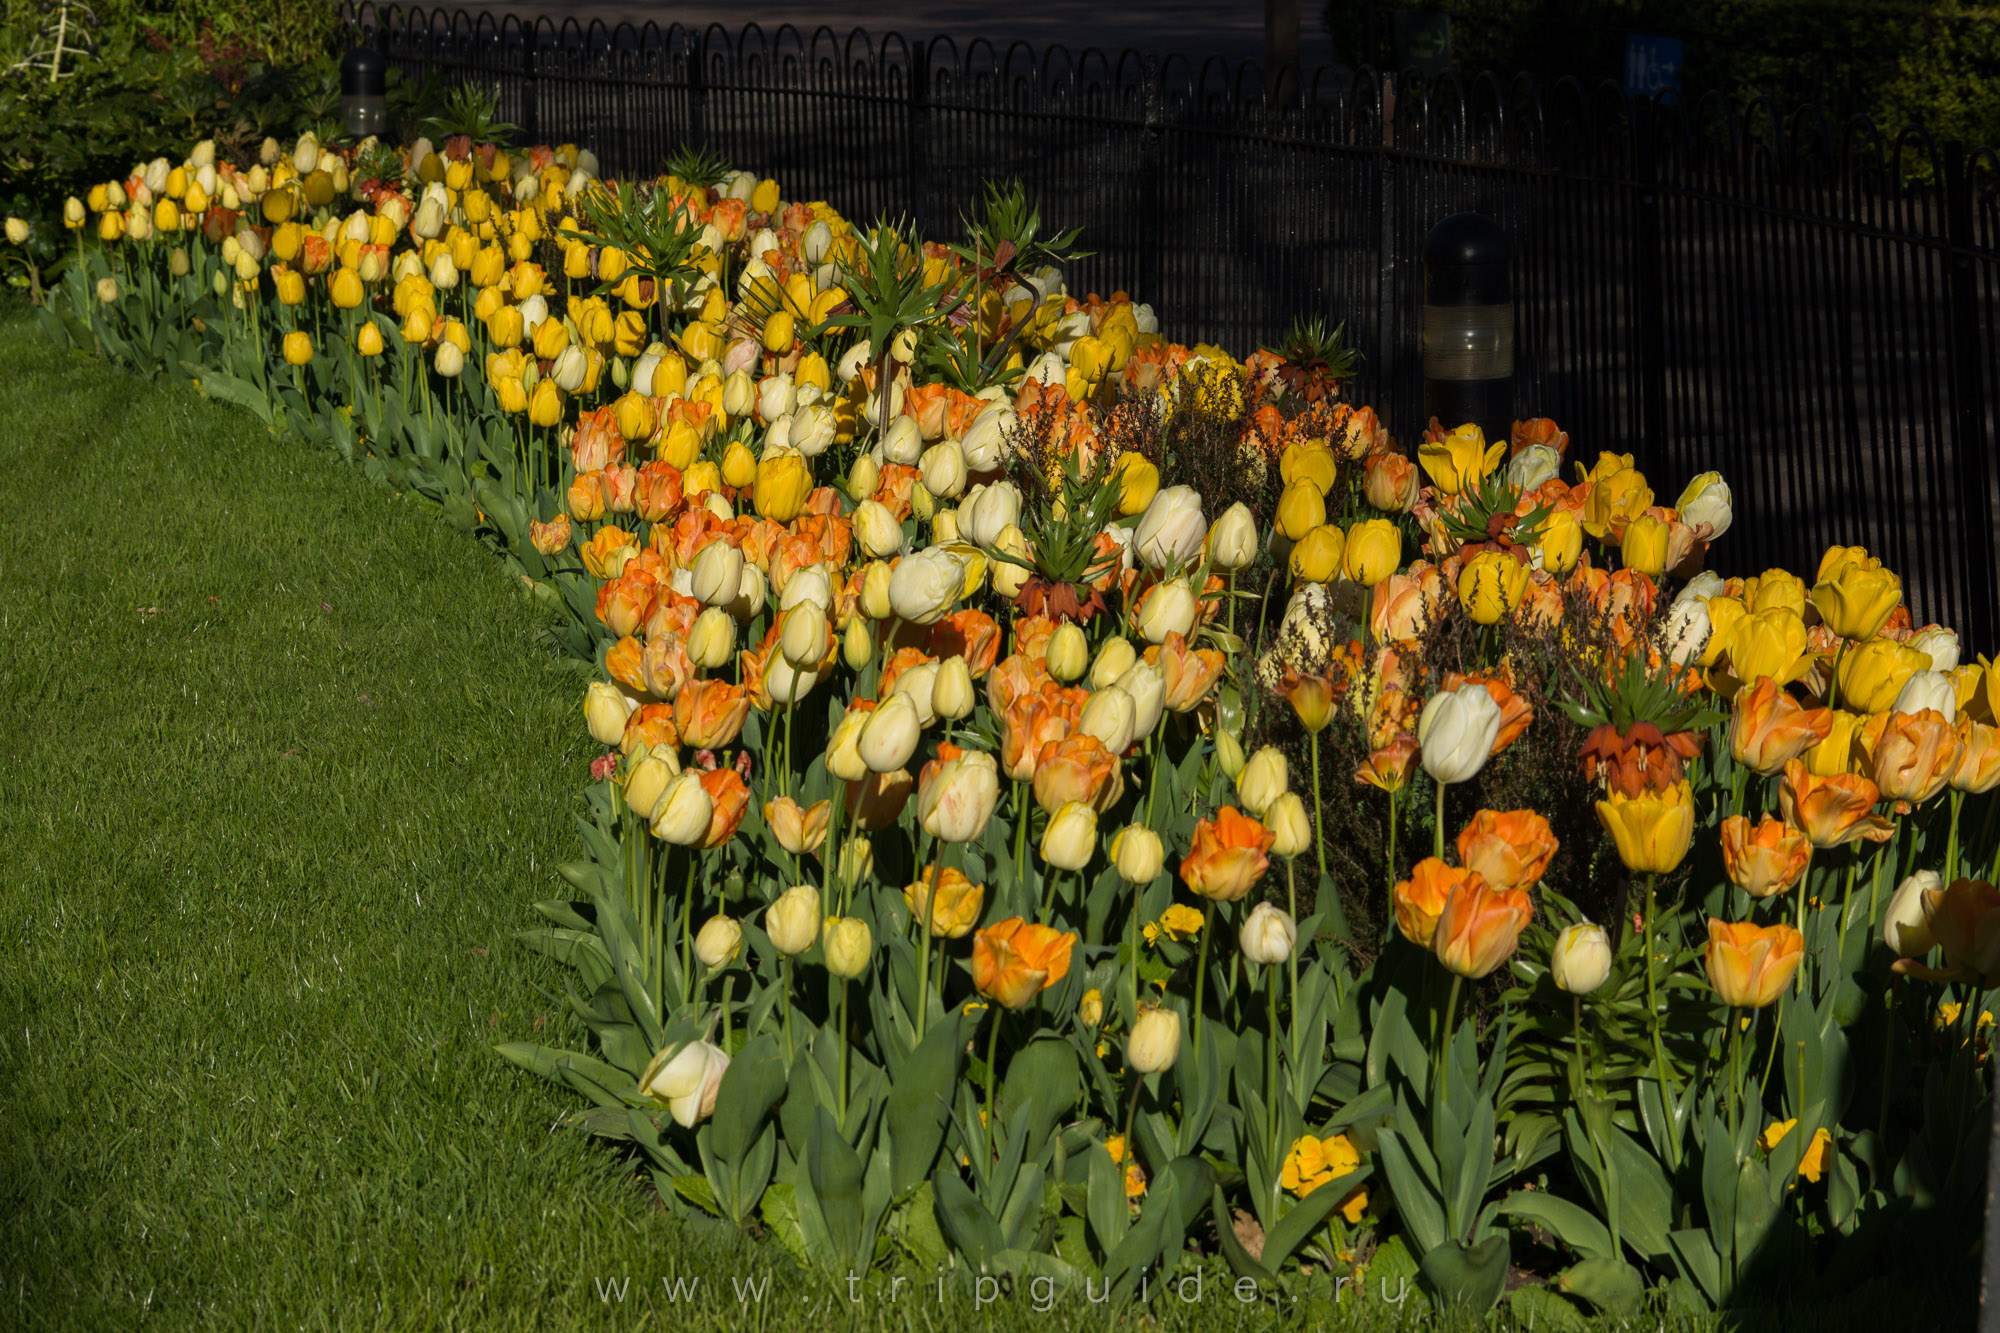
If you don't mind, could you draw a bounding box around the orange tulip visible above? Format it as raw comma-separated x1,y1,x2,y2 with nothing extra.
1001,686,1080,782
1729,677,1833,776
697,767,751,848
1779,759,1895,848
1704,919,1805,1007
1278,666,1337,733
972,917,1077,1009
1912,878,2000,983
1859,708,1964,806
988,651,1054,718
1179,806,1275,903
1952,717,2000,794
905,865,986,939
1433,877,1534,979
927,609,1003,677
763,795,831,855
605,635,648,696
1155,632,1227,713
1355,734,1420,792
1394,857,1475,948
1456,809,1559,891
673,678,752,750
1719,814,1813,899
622,702,678,753
1033,732,1124,814
844,768,914,830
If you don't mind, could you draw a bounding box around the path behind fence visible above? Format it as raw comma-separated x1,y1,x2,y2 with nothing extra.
347,4,2000,649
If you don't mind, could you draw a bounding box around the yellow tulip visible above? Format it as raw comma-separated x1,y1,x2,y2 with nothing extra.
755,450,813,523
528,379,563,427
1275,481,1325,542
1417,423,1505,495
1813,559,1902,641
1456,551,1530,626
1621,513,1670,577
1595,780,1695,874
1342,518,1402,586
282,331,314,366
1290,525,1345,583
1835,637,1929,714
329,268,364,310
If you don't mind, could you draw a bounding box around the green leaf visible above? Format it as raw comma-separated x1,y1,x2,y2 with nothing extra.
709,1034,788,1166
1500,1190,1614,1262
1263,1166,1371,1264
888,1009,969,1198
1418,1235,1509,1312
999,1034,1082,1156
1209,1185,1274,1282
1373,1130,1446,1254
1556,1257,1645,1314
806,1107,867,1267
932,1168,1006,1271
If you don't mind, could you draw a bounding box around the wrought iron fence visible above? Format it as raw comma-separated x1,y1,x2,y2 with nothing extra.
344,4,2000,647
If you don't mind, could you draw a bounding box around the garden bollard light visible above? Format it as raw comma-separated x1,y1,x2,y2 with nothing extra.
341,45,388,140
1422,212,1514,445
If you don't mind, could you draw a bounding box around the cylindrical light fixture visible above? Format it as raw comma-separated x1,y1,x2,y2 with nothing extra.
1422,212,1514,444
340,46,388,140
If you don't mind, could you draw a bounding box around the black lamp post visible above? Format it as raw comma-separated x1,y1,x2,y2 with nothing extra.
1421,212,1514,444
340,45,388,140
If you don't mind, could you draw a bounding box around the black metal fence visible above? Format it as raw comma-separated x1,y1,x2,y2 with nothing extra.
344,4,2000,648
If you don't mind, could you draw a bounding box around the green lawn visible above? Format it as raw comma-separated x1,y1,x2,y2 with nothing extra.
0,306,1971,1332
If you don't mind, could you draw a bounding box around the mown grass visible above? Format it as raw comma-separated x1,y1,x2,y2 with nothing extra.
0,305,1974,1331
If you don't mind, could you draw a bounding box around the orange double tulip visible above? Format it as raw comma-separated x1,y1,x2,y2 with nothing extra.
1704,919,1805,1007
972,917,1077,1008
1394,857,1478,948
1729,677,1833,775
905,865,986,939
1719,814,1813,898
1905,878,2000,983
697,767,751,848
674,677,752,750
1456,809,1559,892
1859,709,1964,805
1156,632,1227,713
1432,877,1534,979
1179,807,1275,903
1033,733,1123,814
1779,759,1895,847
1954,717,2000,794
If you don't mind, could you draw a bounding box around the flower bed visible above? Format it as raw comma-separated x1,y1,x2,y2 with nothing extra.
17,132,1998,1319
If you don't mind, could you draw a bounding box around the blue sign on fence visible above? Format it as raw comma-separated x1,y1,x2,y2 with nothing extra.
1625,32,1684,99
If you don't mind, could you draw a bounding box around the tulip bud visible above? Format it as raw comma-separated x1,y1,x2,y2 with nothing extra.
888,546,962,625
881,414,923,465
622,745,681,820
859,693,922,773
843,617,874,670
919,440,968,500
1046,623,1089,683
694,915,743,969
1115,661,1167,739
1090,637,1137,690
688,606,736,669
823,916,874,979
860,560,895,620
1133,485,1207,570
639,1039,728,1127
1236,746,1289,818
1214,728,1246,780
4,216,28,246
1041,800,1098,870
779,604,830,668
1240,902,1296,965
1266,792,1313,858
1883,870,1940,957
650,771,714,845
1418,684,1503,785
890,662,940,726
1207,501,1258,571
434,341,465,378
854,499,904,559
690,541,745,607
1893,670,1957,722
1112,827,1164,883
1078,989,1104,1028
1079,687,1137,755
1550,922,1613,994
1909,626,1961,673
1132,579,1198,644
766,885,822,956
933,656,976,721
1126,1006,1182,1075
584,681,637,746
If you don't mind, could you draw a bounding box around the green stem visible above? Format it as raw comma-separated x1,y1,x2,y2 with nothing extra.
984,1007,1003,1162
1571,994,1585,1098
1947,789,1965,883
1642,874,1679,1164
838,979,851,1125
1013,784,1031,909
781,956,795,1063
1434,776,1448,863
1385,787,1400,940
1121,1074,1144,1165
1311,731,1328,889
1727,1009,1743,1147
1759,994,1785,1097
1267,966,1281,1143
1286,859,1301,1066
679,853,697,1007
1193,900,1216,1057
917,847,941,1041
1437,973,1463,1103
